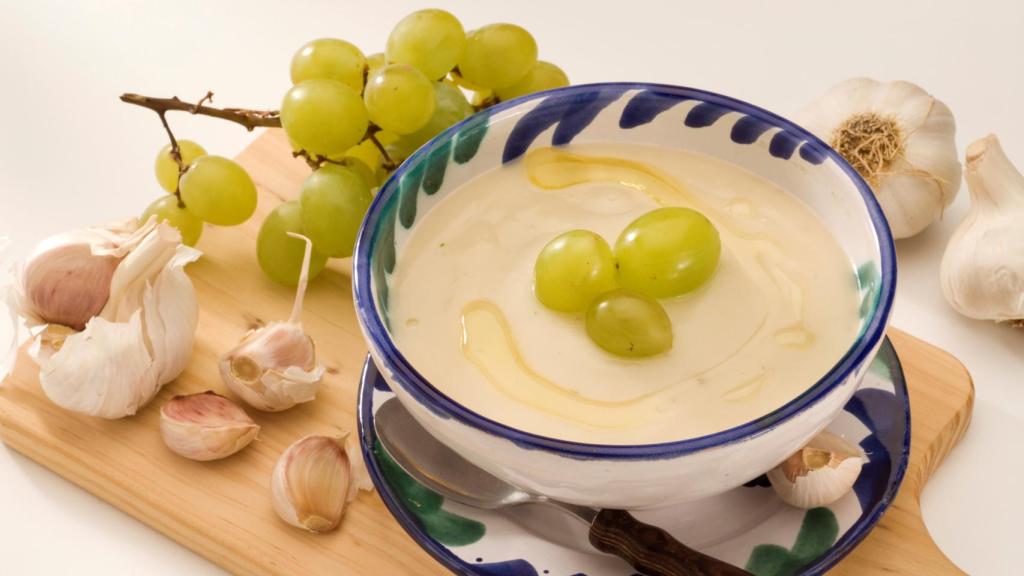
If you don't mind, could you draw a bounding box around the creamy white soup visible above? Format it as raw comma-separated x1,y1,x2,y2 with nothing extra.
388,143,860,444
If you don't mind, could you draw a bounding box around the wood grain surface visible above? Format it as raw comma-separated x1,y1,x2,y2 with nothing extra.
0,130,972,575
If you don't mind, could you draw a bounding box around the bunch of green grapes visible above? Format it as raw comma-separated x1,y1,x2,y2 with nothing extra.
143,140,258,246
534,208,721,358
259,9,570,285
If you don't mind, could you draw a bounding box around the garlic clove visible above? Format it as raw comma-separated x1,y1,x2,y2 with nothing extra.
13,218,154,330
219,233,324,412
941,134,1024,323
21,242,119,331
767,431,864,509
34,221,201,418
271,435,351,533
796,78,961,239
219,322,324,412
160,391,259,461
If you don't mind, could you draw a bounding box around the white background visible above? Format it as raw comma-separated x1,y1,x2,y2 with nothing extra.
1,0,1021,573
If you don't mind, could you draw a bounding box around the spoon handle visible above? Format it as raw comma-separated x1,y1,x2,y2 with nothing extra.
588,509,753,576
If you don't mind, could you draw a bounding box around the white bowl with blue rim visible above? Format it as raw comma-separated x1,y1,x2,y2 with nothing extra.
352,82,896,509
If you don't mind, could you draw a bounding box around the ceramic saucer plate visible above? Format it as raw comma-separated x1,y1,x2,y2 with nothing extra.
356,339,910,576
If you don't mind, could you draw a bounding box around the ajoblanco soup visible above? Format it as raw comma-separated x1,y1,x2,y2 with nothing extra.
388,144,859,444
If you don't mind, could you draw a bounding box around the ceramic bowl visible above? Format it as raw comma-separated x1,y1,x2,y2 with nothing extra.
352,83,896,509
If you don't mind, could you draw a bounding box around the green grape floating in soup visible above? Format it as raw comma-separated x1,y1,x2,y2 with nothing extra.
585,289,673,357
534,229,617,313
615,207,721,299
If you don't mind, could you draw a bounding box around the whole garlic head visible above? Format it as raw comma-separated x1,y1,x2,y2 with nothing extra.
30,219,202,418
797,78,961,239
160,391,259,461
767,431,864,509
219,233,324,412
941,135,1024,323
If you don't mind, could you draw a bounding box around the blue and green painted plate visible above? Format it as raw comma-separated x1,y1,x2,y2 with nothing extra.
356,339,909,575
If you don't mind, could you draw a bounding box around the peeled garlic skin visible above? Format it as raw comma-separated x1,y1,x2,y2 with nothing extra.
218,322,324,412
941,135,1024,322
271,435,350,533
160,391,259,461
796,78,961,239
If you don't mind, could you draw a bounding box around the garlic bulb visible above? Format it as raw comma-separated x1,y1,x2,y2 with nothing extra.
160,391,260,461
22,219,202,418
767,431,864,509
271,434,366,533
220,233,324,411
797,78,961,239
941,135,1024,324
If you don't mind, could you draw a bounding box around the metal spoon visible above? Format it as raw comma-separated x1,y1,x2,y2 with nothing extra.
374,398,752,576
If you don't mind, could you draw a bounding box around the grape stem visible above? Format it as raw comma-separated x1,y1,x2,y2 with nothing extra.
121,91,398,171
155,109,184,198
119,92,282,130
291,149,352,171
367,130,397,171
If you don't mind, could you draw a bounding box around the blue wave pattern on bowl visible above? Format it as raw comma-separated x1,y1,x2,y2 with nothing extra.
503,86,828,165
357,339,910,575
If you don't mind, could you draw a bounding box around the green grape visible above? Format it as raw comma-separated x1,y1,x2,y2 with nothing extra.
586,289,673,357
495,61,569,101
299,165,372,257
290,38,366,92
388,81,472,160
155,140,206,193
534,230,617,313
363,64,436,135
281,79,368,157
343,157,378,189
178,155,257,226
449,67,489,93
386,8,465,80
141,195,203,246
615,207,721,299
457,24,537,89
366,52,386,75
257,201,329,286
342,139,383,173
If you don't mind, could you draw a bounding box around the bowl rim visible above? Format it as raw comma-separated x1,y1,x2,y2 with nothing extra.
352,81,897,460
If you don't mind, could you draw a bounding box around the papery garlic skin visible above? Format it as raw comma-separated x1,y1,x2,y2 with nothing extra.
941,135,1024,322
271,435,351,533
767,431,864,509
218,322,325,412
36,221,201,418
160,391,259,461
344,432,373,503
797,78,961,239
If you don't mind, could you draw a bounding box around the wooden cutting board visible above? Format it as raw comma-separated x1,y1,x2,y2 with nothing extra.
0,130,973,575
